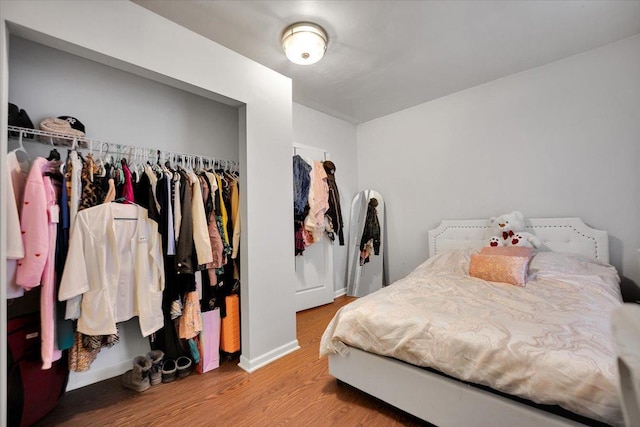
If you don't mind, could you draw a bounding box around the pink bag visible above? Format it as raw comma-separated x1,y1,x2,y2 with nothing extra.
196,309,220,374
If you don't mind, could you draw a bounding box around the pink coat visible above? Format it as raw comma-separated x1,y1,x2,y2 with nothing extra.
15,157,62,369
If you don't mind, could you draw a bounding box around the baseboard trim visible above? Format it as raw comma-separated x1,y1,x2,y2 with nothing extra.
238,339,300,373
334,288,347,298
66,359,132,391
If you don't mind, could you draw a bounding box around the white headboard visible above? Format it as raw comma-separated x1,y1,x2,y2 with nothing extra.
428,218,609,263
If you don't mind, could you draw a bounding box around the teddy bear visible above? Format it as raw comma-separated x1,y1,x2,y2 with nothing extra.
509,232,541,248
488,236,504,247
488,211,541,248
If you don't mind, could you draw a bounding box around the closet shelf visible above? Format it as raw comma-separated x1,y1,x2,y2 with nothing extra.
8,125,239,170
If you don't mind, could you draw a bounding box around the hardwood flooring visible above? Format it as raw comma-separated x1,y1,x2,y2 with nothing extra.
35,296,429,426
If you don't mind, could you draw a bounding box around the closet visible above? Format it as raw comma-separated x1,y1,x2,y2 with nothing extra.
6,36,241,391
2,5,298,424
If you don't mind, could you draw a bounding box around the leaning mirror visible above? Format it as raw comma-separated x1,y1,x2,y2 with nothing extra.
347,190,385,297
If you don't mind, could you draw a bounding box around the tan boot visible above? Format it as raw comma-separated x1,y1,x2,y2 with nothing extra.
146,350,164,386
122,356,151,392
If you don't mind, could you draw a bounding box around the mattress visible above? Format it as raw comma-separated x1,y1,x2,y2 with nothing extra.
320,249,624,425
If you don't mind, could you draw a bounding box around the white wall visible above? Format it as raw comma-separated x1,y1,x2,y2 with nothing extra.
357,35,640,285
292,103,358,295
1,2,298,413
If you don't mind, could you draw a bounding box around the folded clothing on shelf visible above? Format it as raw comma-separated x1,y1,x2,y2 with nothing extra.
8,102,34,138
39,117,86,146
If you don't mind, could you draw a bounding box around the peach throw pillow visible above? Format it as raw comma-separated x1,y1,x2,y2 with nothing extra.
469,254,531,286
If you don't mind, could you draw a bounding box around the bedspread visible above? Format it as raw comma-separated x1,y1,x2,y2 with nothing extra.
320,249,623,425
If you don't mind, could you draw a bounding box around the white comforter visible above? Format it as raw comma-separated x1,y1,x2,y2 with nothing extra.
320,249,623,425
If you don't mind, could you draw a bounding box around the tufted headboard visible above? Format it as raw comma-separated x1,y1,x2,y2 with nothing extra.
428,218,609,263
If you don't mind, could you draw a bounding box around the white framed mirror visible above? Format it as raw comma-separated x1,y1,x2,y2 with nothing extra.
347,190,385,297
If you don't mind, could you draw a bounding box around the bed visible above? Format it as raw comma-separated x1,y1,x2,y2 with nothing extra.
321,218,624,426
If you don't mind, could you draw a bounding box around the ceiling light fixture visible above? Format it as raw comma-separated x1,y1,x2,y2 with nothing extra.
282,22,328,65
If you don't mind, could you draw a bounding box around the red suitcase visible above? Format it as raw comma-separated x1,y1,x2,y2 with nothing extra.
7,313,68,427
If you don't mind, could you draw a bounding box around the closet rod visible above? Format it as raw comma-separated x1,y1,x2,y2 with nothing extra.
7,125,239,170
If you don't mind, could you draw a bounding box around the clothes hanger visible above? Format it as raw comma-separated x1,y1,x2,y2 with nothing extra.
111,197,140,220
46,136,61,161
94,142,107,177
11,130,32,163
44,137,63,179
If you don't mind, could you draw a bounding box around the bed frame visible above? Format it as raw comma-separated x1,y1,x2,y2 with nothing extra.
328,217,611,427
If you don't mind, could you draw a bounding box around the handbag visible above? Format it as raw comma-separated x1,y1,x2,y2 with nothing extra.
196,308,220,374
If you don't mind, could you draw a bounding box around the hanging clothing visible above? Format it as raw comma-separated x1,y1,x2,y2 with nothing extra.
15,157,63,369
143,163,161,213
178,291,202,339
201,175,224,272
121,161,135,203
79,154,105,211
294,224,306,256
76,156,122,357
59,203,165,337
203,170,226,271
304,160,329,240
293,156,311,256
175,170,194,274
156,172,176,256
215,173,230,245
191,170,213,266
323,160,345,246
134,169,160,223
55,165,75,351
359,198,381,265
199,173,213,220
173,172,182,241
68,328,119,372
292,155,312,216
68,150,82,232
229,178,241,260
6,151,28,299
103,178,116,203
164,171,177,256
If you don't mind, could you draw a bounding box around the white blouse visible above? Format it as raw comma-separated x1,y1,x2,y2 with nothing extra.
59,203,165,337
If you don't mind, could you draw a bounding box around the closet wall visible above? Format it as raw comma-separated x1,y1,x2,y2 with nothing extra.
9,37,239,160
7,36,240,390
1,1,298,417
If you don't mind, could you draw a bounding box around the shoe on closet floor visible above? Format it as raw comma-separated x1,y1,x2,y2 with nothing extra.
146,350,165,386
176,356,193,379
122,355,151,392
161,359,177,383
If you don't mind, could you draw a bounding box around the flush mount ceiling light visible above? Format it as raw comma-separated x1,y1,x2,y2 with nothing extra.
282,22,328,65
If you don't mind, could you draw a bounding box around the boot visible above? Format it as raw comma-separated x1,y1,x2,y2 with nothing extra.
146,350,165,386
161,359,177,383
176,356,193,379
122,355,151,392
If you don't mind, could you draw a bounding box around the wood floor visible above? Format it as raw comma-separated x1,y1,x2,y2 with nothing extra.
35,296,429,426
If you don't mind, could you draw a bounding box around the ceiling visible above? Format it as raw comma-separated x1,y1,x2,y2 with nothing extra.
134,1,640,124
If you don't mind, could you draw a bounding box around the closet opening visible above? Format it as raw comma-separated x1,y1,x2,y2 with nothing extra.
5,33,246,392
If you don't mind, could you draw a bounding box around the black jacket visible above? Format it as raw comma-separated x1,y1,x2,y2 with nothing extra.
359,198,380,255
323,161,344,245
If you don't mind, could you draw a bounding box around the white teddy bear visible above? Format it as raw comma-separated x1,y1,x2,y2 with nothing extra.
488,236,504,247
509,232,541,248
489,211,541,248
